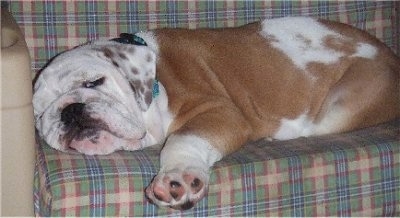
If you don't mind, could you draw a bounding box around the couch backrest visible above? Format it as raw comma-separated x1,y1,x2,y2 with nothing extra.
7,1,399,76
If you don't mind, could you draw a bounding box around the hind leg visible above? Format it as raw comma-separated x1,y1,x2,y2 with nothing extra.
314,61,399,135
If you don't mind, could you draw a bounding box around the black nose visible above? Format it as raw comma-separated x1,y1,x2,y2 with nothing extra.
61,103,86,126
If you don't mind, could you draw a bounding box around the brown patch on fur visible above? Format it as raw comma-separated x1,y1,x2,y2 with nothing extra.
295,34,312,47
102,47,114,58
128,47,135,54
130,80,142,92
118,52,127,59
323,35,356,55
147,53,153,62
112,61,119,67
131,67,139,75
144,91,152,106
146,79,154,90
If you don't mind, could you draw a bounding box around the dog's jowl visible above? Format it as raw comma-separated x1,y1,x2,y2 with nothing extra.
33,17,399,209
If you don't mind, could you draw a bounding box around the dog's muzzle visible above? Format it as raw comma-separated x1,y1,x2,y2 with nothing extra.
60,102,109,146
56,101,146,154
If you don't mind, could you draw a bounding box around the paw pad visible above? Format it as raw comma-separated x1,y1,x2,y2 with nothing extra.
146,170,208,209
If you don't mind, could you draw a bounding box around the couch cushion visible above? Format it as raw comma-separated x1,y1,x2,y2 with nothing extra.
34,119,399,216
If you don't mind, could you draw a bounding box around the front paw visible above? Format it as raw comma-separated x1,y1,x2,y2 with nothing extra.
145,167,209,210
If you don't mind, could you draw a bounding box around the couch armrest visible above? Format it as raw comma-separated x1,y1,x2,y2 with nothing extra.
1,7,35,216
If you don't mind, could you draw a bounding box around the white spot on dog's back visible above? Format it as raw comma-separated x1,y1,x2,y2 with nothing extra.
260,17,345,70
351,42,377,59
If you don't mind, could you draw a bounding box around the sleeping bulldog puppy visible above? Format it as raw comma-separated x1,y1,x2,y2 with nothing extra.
33,17,399,210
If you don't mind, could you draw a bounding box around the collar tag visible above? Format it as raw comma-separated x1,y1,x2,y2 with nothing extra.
152,79,160,98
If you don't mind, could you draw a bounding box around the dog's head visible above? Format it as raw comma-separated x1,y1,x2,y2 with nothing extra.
33,40,157,155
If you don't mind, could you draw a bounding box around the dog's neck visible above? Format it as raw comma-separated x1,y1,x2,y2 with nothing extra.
142,81,173,146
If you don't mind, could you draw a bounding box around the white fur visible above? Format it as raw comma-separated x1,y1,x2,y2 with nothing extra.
136,31,159,55
260,17,345,70
273,113,315,140
313,107,350,136
351,42,377,59
273,106,350,140
160,134,223,172
143,82,174,145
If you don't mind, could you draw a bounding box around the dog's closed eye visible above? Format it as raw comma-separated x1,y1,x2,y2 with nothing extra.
83,77,105,88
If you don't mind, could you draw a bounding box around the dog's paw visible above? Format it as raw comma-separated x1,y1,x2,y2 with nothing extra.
145,167,209,210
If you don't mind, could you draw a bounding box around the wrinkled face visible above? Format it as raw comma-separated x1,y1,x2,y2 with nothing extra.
33,41,157,155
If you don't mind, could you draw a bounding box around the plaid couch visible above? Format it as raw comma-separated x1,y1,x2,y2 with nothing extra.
7,1,400,216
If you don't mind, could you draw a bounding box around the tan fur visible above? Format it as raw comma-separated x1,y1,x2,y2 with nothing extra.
153,21,399,155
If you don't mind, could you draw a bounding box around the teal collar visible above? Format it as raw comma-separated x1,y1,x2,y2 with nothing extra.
111,33,147,46
152,79,160,98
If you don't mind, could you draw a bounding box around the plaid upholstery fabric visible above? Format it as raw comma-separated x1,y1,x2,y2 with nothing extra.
6,0,399,216
34,120,400,216
7,1,400,73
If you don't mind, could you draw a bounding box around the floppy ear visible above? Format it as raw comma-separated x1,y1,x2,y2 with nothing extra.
95,43,157,111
